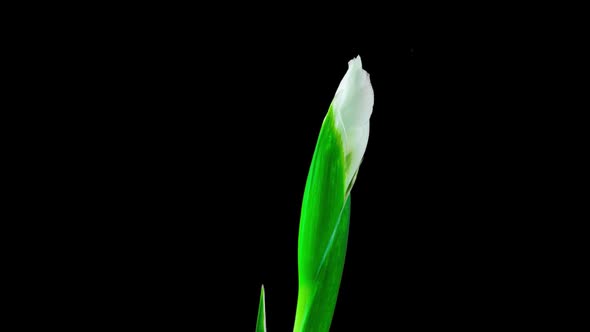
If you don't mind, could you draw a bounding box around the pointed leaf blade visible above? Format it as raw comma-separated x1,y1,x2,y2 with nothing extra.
256,285,266,332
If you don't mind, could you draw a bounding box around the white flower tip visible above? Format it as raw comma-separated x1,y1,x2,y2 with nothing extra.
334,56,374,127
332,55,374,193
348,55,363,69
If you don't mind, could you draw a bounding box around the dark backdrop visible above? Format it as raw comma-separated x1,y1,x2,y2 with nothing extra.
76,13,531,330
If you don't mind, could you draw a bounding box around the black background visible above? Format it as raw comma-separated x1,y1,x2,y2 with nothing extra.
56,10,543,330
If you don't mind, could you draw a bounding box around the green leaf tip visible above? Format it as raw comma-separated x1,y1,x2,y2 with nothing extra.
256,285,266,332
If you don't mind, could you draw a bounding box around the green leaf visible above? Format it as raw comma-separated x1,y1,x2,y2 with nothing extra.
256,285,266,332
294,106,351,332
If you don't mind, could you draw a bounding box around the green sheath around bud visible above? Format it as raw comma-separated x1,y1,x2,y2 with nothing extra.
294,56,374,332
253,56,373,332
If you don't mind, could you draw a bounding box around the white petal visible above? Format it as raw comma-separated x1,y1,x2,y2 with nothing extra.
332,56,374,192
